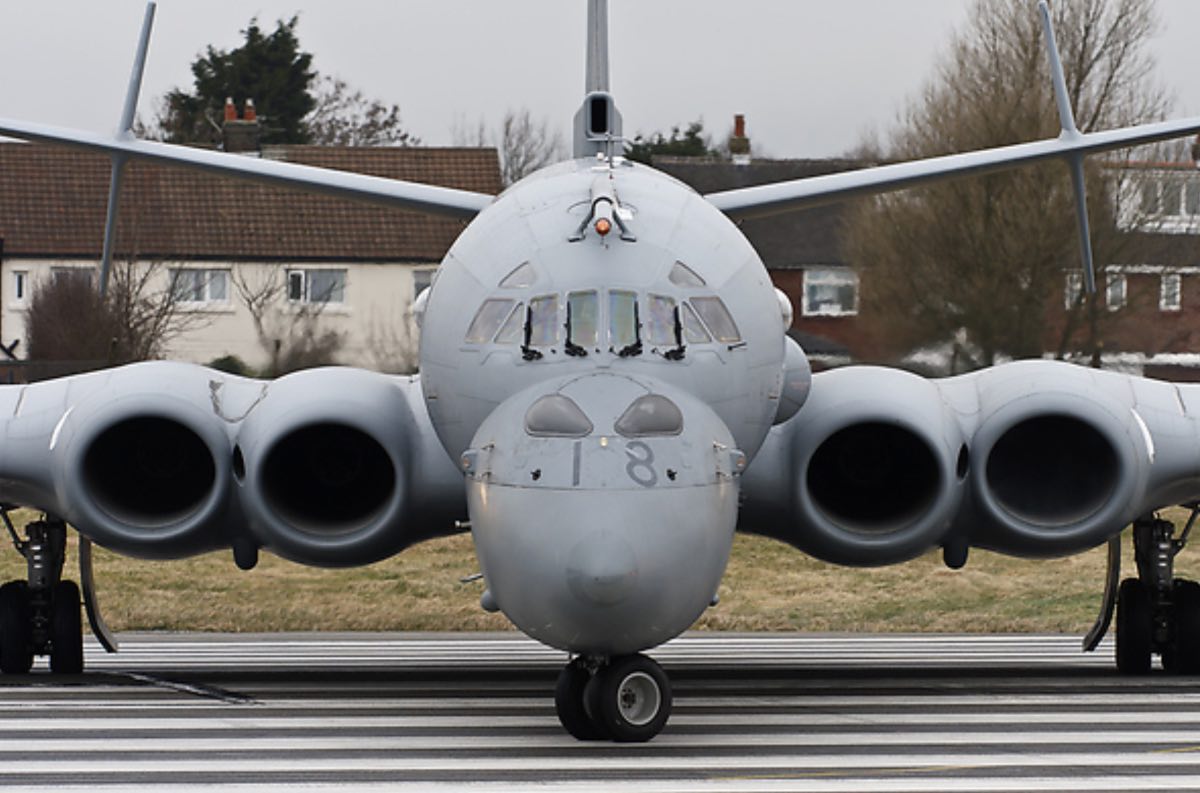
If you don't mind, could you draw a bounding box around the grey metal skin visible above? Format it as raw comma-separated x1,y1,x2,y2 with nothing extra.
0,362,464,566
741,361,1200,566
464,372,743,656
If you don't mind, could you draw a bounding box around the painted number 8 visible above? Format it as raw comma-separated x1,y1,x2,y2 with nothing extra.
625,441,657,488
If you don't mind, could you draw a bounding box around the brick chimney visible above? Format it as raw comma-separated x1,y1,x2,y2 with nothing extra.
729,114,751,166
222,97,261,155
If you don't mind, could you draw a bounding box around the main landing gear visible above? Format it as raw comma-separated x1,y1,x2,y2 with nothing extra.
554,653,672,742
0,513,83,675
1087,509,1200,674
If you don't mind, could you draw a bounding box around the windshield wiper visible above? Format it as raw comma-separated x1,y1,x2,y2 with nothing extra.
564,301,587,357
521,305,544,361
663,305,686,361
617,300,643,358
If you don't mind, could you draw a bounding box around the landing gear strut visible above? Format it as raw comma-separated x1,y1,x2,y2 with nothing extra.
0,512,83,675
554,653,672,742
1088,509,1200,674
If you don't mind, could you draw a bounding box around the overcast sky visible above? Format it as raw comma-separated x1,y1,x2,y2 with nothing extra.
2,0,1200,158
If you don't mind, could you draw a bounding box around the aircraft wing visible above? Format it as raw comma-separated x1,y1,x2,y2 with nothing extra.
0,361,467,567
705,118,1200,219
738,358,1200,567
0,118,494,220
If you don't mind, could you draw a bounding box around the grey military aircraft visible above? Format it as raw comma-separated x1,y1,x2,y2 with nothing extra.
1,0,1200,742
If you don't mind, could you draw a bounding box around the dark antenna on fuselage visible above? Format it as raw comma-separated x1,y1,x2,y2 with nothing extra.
574,0,623,159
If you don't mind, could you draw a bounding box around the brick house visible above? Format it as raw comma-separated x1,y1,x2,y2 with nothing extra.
0,141,501,375
653,155,869,369
658,150,1200,379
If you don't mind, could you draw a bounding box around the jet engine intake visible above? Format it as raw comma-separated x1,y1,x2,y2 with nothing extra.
754,366,966,566
81,416,218,529
234,368,418,567
32,362,239,559
965,369,1146,556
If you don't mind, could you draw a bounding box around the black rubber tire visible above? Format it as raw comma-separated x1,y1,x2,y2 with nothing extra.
50,580,83,675
554,660,606,740
0,581,34,675
1116,578,1153,675
1171,579,1200,675
590,654,671,743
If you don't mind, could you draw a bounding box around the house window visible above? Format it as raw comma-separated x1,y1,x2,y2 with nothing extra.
1161,273,1182,312
801,268,859,317
1064,272,1083,309
51,267,93,286
1106,273,1126,312
287,269,346,303
171,269,229,304
12,271,27,303
413,268,434,297
1140,178,1200,220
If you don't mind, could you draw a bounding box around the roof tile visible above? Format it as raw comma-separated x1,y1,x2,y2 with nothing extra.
0,144,501,262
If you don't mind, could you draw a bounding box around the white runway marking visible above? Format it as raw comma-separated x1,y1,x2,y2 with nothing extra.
2,633,1199,792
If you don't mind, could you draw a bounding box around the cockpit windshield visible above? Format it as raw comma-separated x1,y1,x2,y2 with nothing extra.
465,299,516,343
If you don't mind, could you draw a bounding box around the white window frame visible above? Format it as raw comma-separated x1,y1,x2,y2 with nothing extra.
170,268,230,306
1161,273,1182,312
1105,273,1127,312
1130,174,1200,235
286,268,347,304
1064,271,1083,309
801,267,859,317
11,270,28,305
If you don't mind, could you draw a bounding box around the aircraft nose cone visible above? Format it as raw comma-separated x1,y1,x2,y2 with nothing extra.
566,533,638,606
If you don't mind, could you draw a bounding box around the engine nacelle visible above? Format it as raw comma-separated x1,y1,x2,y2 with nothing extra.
0,362,238,559
960,362,1154,556
233,367,422,567
746,366,967,566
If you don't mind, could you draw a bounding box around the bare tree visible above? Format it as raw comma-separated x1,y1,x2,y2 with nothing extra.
26,259,208,372
231,266,343,377
844,0,1168,369
304,75,419,147
454,108,564,186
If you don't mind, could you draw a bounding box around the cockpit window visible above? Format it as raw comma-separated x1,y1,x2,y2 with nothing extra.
680,302,711,343
690,297,741,343
465,299,516,343
525,394,593,437
646,294,677,346
500,261,536,288
494,301,525,344
615,395,684,437
669,261,706,287
528,295,560,345
608,290,638,348
567,291,599,347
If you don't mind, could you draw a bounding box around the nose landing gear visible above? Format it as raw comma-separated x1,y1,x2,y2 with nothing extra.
554,653,672,742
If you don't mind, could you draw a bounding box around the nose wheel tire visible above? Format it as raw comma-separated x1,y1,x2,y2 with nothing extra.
554,658,606,740
586,653,671,743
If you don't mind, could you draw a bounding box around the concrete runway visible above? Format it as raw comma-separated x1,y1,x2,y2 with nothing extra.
1,633,1199,791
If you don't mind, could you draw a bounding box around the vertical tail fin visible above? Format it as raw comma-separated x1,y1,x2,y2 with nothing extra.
573,0,623,159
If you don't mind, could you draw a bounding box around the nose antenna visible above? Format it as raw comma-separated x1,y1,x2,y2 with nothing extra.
574,0,624,160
